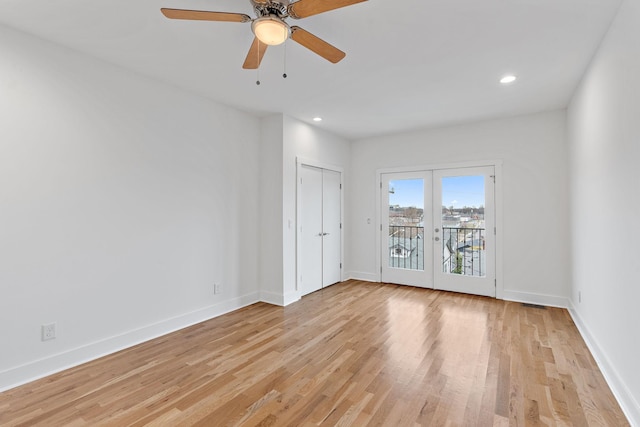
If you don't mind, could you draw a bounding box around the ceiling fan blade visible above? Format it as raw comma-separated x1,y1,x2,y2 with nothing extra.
290,26,346,63
288,0,367,19
243,37,268,69
160,8,251,23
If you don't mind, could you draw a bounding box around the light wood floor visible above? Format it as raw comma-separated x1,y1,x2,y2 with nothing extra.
0,280,628,426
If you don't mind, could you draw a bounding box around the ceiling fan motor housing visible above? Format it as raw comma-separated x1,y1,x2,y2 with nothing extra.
252,0,290,19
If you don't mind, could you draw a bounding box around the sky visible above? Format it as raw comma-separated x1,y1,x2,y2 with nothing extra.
389,175,485,208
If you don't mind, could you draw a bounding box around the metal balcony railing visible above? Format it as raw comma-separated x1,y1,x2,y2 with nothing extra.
442,227,485,277
388,225,424,270
387,225,485,276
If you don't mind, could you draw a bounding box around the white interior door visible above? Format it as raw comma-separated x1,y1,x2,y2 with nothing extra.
322,169,342,287
300,165,323,296
299,164,342,297
380,171,432,288
433,166,495,297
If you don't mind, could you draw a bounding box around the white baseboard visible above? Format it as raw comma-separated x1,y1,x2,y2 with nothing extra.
501,289,569,308
282,291,300,306
259,290,285,306
346,271,379,283
568,302,640,427
0,292,260,393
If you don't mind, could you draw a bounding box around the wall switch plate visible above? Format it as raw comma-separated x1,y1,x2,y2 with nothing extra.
42,323,56,341
214,283,221,295
578,291,582,303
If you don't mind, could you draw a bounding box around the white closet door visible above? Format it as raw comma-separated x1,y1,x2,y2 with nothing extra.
322,169,342,287
300,165,323,296
299,164,343,297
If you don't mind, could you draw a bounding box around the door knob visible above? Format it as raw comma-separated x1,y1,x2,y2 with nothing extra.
434,228,440,233
434,237,440,241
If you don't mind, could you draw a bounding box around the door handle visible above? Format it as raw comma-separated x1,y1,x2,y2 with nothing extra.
317,232,330,236
434,237,440,241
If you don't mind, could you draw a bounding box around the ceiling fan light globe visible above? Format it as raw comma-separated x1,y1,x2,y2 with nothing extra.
252,17,290,46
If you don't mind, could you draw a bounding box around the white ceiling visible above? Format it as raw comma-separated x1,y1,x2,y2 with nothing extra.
0,0,622,139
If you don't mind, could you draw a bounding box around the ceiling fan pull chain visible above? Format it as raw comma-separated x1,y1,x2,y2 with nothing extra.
283,38,288,79
256,41,261,85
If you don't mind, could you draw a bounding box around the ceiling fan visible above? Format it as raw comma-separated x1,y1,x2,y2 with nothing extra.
161,0,367,69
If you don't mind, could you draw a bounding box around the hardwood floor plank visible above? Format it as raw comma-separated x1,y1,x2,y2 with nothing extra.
0,280,629,426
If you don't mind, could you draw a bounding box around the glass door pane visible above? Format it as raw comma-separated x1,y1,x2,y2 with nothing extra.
440,175,486,277
388,178,424,271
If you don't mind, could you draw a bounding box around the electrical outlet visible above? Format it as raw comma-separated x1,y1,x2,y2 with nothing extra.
42,323,56,341
214,283,221,295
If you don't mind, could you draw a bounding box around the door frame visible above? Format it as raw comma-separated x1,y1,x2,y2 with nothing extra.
296,157,344,294
376,160,504,299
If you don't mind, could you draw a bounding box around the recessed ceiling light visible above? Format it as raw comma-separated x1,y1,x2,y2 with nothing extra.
500,75,517,84
313,117,323,122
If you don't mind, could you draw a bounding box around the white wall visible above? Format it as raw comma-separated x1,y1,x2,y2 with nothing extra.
258,116,284,305
282,116,351,304
567,0,640,423
0,25,261,391
348,110,570,305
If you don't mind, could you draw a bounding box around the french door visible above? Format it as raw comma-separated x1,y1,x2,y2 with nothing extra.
433,167,495,297
381,166,496,297
381,172,432,287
